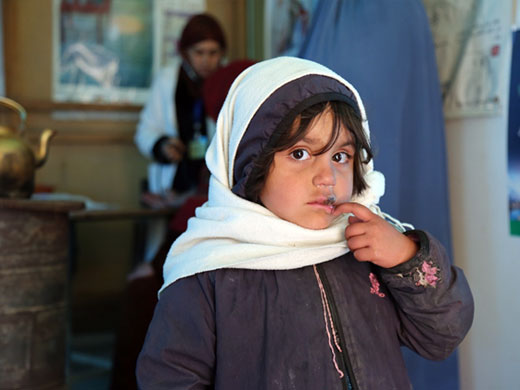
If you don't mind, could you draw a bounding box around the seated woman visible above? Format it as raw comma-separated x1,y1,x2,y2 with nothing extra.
135,13,226,209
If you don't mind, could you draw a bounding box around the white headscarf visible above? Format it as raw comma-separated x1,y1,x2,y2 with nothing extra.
160,57,386,294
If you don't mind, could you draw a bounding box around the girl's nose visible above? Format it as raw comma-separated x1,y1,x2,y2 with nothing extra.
312,159,336,188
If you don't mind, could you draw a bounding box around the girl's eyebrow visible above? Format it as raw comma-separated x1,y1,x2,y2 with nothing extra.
300,136,320,145
340,140,355,148
299,137,355,148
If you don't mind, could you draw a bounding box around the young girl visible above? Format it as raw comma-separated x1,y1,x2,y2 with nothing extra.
136,57,473,390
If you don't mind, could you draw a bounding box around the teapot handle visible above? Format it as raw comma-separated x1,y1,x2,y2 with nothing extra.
0,96,27,133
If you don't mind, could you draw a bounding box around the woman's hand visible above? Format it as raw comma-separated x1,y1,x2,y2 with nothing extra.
161,137,185,162
333,202,418,268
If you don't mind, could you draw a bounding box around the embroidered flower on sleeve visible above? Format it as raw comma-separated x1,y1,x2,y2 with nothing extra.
369,272,385,298
414,261,440,288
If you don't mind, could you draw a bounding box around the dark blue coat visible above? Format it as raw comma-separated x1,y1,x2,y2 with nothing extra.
137,231,473,389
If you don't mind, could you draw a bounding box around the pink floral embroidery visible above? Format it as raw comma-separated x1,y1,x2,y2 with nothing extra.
415,261,439,288
369,273,385,298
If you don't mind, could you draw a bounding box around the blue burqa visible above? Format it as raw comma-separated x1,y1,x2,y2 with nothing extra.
299,1,458,389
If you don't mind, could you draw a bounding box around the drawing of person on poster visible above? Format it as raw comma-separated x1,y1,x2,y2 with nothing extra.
508,29,520,236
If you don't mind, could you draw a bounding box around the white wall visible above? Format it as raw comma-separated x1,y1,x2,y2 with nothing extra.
446,20,520,390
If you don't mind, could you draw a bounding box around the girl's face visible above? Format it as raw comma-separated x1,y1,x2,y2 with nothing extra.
185,39,223,79
259,109,355,230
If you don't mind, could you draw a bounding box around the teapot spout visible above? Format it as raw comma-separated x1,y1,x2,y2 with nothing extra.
35,129,57,168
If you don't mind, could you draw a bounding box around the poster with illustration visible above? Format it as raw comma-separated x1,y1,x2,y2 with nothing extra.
53,0,204,104
53,0,153,104
423,0,509,118
509,29,520,236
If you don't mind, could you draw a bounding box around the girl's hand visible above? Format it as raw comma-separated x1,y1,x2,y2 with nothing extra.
333,202,418,268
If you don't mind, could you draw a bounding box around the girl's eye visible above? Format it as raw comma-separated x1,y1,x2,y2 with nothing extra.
290,149,310,160
333,152,351,163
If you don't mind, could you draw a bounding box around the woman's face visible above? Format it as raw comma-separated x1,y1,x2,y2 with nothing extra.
185,39,223,79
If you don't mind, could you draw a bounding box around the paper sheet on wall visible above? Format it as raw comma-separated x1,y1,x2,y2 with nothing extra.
508,29,520,237
423,0,510,118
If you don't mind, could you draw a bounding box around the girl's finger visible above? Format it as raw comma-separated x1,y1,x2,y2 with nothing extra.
352,247,373,262
345,234,369,252
334,202,374,221
348,215,363,225
345,222,366,240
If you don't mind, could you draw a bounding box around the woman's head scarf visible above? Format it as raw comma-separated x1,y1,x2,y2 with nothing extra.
178,13,227,54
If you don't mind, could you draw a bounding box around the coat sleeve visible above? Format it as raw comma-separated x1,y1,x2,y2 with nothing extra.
379,230,474,361
135,68,177,159
136,274,216,389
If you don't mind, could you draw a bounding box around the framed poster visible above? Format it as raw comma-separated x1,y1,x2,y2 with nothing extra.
53,0,205,105
53,0,153,104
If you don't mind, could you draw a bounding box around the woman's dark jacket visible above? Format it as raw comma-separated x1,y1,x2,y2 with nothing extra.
137,231,473,390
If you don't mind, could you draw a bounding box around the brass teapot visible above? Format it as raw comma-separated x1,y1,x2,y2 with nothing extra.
0,97,56,198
